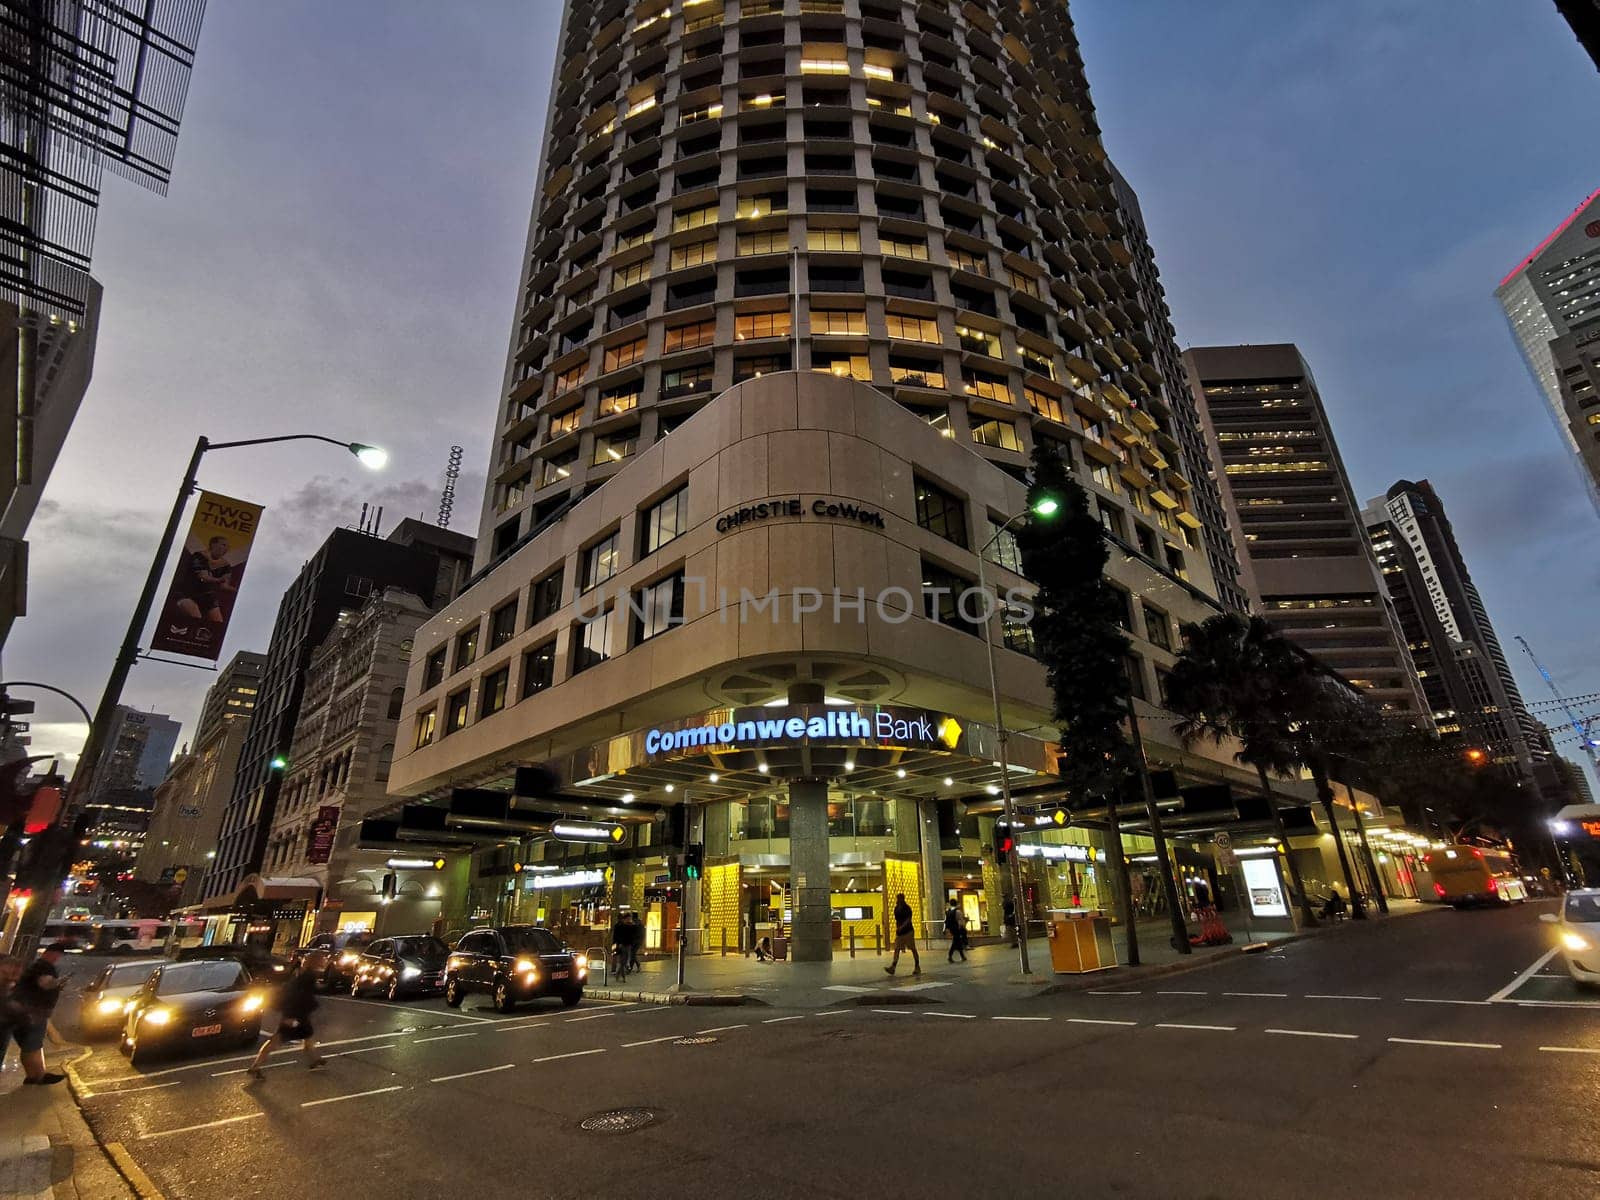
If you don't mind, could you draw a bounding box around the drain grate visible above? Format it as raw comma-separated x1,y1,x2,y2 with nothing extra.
580,1107,659,1134
673,1035,718,1045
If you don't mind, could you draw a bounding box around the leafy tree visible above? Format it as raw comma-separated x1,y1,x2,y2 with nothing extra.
1015,441,1142,951
1163,613,1319,925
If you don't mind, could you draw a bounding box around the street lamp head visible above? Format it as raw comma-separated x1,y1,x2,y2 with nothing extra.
1031,496,1060,518
349,443,389,470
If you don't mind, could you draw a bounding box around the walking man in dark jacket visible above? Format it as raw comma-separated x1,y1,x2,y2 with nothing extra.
884,893,920,976
944,900,968,963
247,960,325,1079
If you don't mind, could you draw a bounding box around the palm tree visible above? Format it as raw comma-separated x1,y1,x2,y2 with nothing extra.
1163,613,1319,925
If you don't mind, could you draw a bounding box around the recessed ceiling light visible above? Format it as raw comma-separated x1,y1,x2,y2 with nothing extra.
943,777,953,787
620,792,635,803
665,784,675,793
986,784,1000,795
896,768,907,779
843,760,854,771
708,772,719,783
757,763,769,773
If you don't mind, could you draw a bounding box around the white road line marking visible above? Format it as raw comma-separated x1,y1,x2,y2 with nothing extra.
1513,999,1600,1009
1087,989,1140,995
1487,948,1560,1003
923,1012,977,1019
1305,994,1380,1001
871,1009,917,1015
1266,1028,1358,1040
1156,1023,1236,1032
533,1048,606,1063
302,1085,406,1108
992,1016,1050,1022
622,1035,682,1047
696,1024,748,1033
1403,997,1492,1007
1388,1037,1501,1050
85,1081,178,1097
762,1015,805,1024
1156,990,1207,996
1068,1018,1137,1027
141,1112,264,1140
324,995,491,1023
431,1064,515,1082
1540,1045,1600,1054
98,1032,398,1084
1223,992,1287,998
327,1045,394,1059
564,1012,616,1023
494,1022,552,1033
815,1009,850,1016
415,1032,478,1044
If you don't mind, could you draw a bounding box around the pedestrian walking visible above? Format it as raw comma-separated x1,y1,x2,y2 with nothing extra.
1002,895,1017,948
0,954,23,1073
610,912,630,979
884,892,920,976
11,941,72,1085
625,912,643,973
944,900,968,963
246,960,325,1079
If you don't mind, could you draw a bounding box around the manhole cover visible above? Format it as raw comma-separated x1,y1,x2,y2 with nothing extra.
673,1035,718,1045
580,1108,659,1134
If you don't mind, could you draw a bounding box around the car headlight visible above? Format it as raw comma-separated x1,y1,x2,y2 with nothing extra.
338,952,359,965
573,954,587,970
1561,930,1592,953
514,956,539,976
240,993,265,1014
401,966,421,980
97,997,124,1015
142,1008,172,1026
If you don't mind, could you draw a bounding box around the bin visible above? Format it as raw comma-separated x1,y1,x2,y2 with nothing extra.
1047,911,1115,974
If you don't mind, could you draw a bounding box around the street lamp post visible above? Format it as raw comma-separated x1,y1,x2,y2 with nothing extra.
975,499,1059,977
15,433,385,953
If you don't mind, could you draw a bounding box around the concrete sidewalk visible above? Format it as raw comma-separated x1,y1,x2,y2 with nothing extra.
0,1038,140,1200
587,898,1440,1007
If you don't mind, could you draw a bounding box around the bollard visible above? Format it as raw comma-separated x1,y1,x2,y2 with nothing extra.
848,927,856,958
875,926,883,955
720,925,727,956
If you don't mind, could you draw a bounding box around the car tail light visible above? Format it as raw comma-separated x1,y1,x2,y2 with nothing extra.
1486,876,1497,893
1432,882,1445,898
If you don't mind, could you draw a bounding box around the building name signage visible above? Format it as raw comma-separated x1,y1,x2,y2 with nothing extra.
1018,843,1093,863
523,868,604,891
715,497,885,534
642,704,962,760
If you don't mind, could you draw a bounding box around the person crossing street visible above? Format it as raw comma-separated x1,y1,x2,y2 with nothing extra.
944,899,968,963
884,893,921,976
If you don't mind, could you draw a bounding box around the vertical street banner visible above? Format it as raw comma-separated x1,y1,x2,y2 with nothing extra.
306,805,341,864
150,491,264,660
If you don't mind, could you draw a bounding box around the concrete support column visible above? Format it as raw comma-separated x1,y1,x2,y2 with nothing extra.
788,777,832,961
918,799,944,942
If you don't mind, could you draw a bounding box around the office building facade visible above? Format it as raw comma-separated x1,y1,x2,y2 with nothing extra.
1184,344,1427,717
1363,480,1546,782
383,0,1360,962
199,521,473,913
194,650,266,747
80,704,181,857
1494,187,1600,513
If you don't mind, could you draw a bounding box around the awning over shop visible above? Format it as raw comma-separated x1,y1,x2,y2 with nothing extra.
203,874,321,913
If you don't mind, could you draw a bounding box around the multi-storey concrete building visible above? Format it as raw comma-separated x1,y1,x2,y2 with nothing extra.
1184,344,1427,717
381,0,1372,961
194,650,266,747
199,521,473,921
1494,187,1600,513
1363,481,1546,784
257,588,468,947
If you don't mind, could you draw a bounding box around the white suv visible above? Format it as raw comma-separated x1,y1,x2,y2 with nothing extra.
1543,889,1600,985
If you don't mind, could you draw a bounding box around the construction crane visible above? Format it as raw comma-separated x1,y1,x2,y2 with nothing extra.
1516,635,1600,769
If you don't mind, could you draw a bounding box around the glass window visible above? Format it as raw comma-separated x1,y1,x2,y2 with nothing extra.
522,641,556,698
921,560,982,637
889,359,945,388
1025,387,1064,423
641,487,689,555
454,626,479,671
598,384,640,417
553,363,588,395
812,353,872,381
634,572,686,643
593,428,639,466
612,259,652,289
949,247,989,276
884,313,940,343
806,227,860,251
962,369,1010,402
1141,604,1171,651
971,418,1022,452
881,235,928,260
414,709,437,749
604,336,647,371
671,238,718,269
444,688,470,735
984,520,1023,574
489,600,518,649
811,308,866,335
735,310,791,340
663,362,715,397
1124,654,1147,701
479,667,510,718
581,532,620,591
539,451,577,488
573,613,613,673
914,476,968,548
529,567,563,624
1089,461,1117,492
672,203,719,232
548,407,582,438
1001,605,1036,656
737,230,785,256
423,647,446,689
664,319,717,353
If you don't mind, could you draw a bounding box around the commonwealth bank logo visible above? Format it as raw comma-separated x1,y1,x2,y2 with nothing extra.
936,717,963,749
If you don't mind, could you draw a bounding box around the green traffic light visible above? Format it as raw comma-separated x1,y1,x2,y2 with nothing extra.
269,754,289,771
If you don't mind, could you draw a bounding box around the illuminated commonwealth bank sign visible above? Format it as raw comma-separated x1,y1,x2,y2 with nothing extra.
640,704,964,762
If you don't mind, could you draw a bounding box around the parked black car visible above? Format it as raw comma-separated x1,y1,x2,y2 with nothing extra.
79,959,165,1039
444,925,587,1012
120,959,266,1066
175,943,291,981
294,931,373,990
350,935,450,1000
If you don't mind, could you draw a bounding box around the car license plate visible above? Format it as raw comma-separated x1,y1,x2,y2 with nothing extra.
552,970,569,980
192,1024,222,1037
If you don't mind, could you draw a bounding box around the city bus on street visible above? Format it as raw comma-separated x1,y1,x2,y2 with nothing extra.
1421,846,1529,907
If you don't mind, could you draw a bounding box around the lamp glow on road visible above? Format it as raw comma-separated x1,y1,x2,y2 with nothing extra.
349,443,389,470
1031,496,1060,517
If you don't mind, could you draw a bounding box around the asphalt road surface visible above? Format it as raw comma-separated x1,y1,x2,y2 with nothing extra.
56,902,1599,1200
